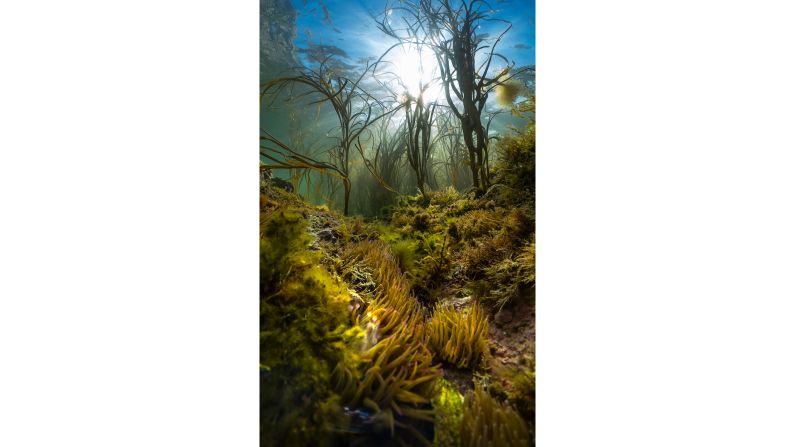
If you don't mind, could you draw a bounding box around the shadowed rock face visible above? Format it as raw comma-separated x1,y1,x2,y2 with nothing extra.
260,0,299,79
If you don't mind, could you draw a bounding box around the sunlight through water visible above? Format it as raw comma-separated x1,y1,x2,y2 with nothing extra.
389,44,444,103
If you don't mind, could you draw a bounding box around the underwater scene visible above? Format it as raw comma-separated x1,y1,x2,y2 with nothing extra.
261,0,535,445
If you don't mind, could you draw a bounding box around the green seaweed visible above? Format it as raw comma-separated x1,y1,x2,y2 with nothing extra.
491,124,536,206
260,209,364,446
431,378,464,447
478,239,535,311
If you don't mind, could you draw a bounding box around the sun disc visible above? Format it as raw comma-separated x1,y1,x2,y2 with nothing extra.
391,45,442,103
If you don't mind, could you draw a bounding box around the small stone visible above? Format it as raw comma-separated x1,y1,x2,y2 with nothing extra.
317,228,338,242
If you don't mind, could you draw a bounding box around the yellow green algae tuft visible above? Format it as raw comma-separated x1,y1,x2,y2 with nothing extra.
431,378,465,447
